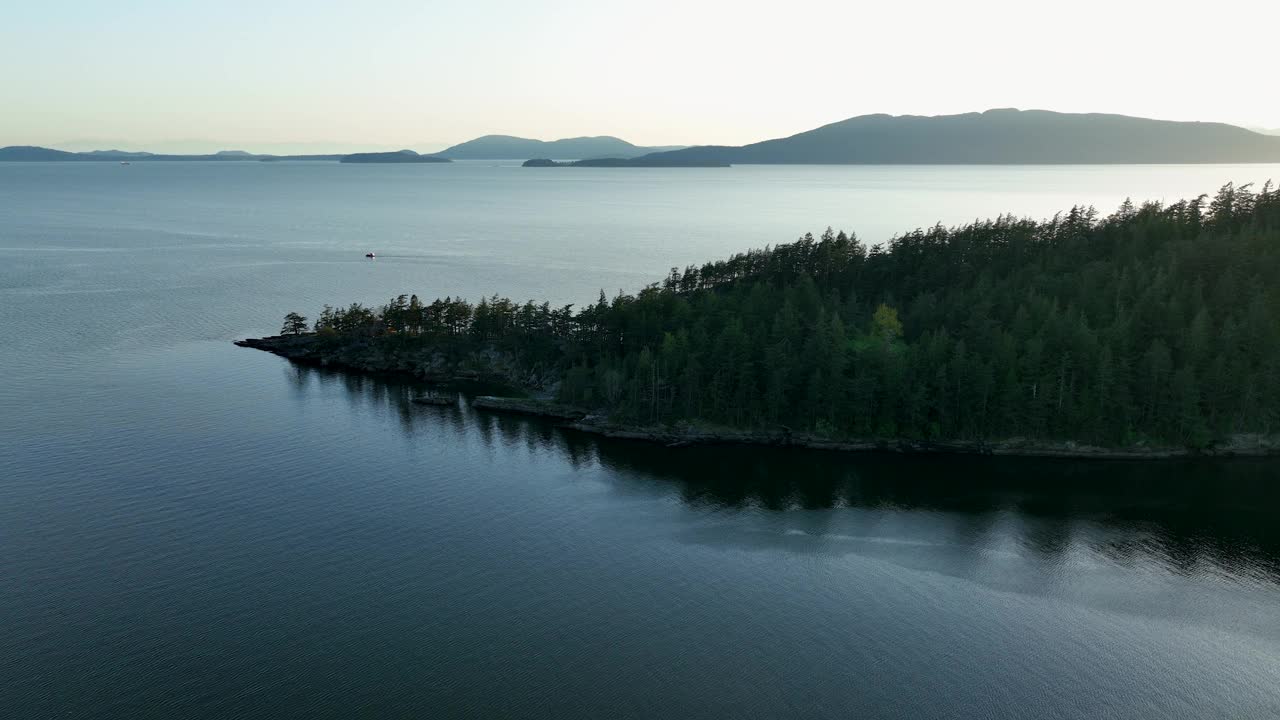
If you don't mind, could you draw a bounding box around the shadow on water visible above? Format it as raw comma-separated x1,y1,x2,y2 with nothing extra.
293,362,1280,582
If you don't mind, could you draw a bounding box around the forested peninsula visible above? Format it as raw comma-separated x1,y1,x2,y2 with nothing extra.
240,183,1280,457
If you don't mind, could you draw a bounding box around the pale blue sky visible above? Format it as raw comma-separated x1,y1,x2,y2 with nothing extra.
4,0,1277,153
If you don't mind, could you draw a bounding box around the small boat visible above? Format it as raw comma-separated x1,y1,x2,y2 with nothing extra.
120,161,130,165
365,252,375,258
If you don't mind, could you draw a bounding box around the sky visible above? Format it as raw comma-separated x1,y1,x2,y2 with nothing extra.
3,0,1278,153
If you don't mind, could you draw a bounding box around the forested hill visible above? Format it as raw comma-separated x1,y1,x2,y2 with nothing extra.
633,109,1280,164
286,181,1280,450
437,135,686,160
338,150,451,163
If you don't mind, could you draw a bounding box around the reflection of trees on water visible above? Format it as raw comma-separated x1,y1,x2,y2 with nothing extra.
639,449,1280,583
295,362,1280,583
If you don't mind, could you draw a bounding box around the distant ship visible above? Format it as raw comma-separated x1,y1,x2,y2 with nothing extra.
120,161,130,165
365,252,375,258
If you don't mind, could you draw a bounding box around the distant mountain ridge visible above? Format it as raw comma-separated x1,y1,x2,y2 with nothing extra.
0,146,89,161
0,146,347,162
633,109,1280,165
0,146,453,163
8,110,1279,165
437,135,686,160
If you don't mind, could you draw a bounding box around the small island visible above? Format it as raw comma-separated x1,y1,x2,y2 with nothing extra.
240,183,1280,459
522,157,729,168
339,150,451,164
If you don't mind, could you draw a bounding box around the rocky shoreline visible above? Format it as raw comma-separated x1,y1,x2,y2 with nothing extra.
237,334,1280,460
556,416,1279,459
410,395,454,406
233,334,556,391
471,396,588,420
561,421,1280,458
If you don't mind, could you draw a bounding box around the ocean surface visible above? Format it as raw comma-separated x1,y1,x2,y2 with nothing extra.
2,161,1279,719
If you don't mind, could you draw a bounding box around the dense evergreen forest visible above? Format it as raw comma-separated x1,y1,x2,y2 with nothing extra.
290,182,1280,448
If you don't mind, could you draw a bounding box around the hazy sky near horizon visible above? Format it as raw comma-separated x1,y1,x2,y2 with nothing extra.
4,0,1278,153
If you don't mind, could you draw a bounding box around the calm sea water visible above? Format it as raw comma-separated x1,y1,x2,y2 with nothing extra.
2,161,1279,719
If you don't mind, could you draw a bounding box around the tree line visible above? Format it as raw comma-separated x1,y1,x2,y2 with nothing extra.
284,182,1280,447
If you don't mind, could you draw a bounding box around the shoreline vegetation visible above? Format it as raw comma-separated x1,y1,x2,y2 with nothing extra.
233,335,1278,459
240,183,1280,459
